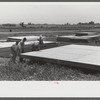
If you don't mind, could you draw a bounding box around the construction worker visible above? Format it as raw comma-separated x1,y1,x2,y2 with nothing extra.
10,41,19,63
38,35,44,50
18,37,27,62
32,41,40,51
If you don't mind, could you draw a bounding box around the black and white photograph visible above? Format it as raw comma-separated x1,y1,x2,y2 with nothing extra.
0,2,100,81
0,2,100,97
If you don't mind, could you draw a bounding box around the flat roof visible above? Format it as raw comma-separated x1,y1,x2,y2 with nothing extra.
59,35,100,39
21,44,100,70
0,41,54,48
76,32,97,35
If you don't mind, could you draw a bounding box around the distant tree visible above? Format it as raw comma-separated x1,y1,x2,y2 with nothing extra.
65,23,70,25
78,22,88,25
20,22,24,27
67,23,70,25
95,23,100,25
43,23,48,25
28,22,31,25
78,22,82,25
89,21,94,25
84,22,88,25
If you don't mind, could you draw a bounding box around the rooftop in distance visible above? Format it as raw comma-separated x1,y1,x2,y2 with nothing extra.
57,31,100,43
75,31,97,36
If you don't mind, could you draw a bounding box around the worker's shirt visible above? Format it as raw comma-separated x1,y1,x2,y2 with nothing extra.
11,44,19,54
18,40,25,53
38,37,43,44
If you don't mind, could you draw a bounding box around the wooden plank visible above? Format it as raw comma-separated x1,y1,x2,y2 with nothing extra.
0,41,58,57
7,36,45,42
21,44,100,70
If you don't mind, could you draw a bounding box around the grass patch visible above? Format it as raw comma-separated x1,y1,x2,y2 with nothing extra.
0,57,100,81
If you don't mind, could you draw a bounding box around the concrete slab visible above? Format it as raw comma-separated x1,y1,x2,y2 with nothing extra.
57,35,100,43
75,32,97,36
0,41,57,57
21,44,100,70
7,36,45,42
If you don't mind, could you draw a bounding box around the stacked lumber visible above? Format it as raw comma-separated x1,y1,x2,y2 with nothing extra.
57,35,100,43
0,41,58,57
7,36,45,42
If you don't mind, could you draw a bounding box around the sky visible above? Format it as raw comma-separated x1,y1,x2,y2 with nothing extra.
0,2,100,24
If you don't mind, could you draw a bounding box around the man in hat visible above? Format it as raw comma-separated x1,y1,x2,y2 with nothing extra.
10,41,19,63
38,35,44,50
18,37,27,62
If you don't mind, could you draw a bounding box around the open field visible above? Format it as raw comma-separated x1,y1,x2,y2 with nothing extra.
0,27,100,80
0,29,100,41
0,31,75,41
0,57,100,81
